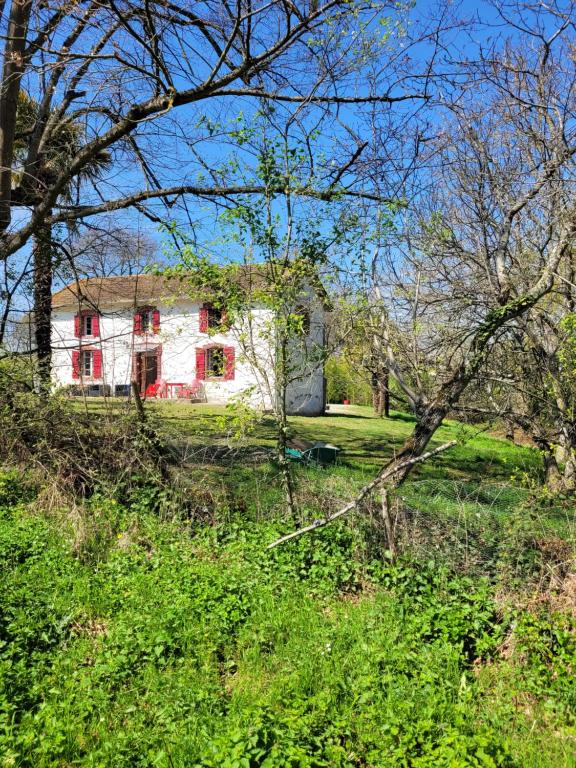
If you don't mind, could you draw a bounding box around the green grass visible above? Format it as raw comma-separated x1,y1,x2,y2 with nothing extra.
76,399,540,479
1,484,575,768
2,407,575,766
77,399,553,546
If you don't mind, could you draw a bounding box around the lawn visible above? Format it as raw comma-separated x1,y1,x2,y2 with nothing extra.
77,398,540,480
75,398,573,555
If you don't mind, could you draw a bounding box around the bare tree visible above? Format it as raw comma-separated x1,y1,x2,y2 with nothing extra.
347,6,576,489
271,6,576,546
471,265,576,493
0,0,437,255
61,222,158,279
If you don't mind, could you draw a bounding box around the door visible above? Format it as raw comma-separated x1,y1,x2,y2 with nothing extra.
135,351,158,393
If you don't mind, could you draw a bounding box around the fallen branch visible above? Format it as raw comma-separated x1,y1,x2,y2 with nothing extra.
267,440,457,549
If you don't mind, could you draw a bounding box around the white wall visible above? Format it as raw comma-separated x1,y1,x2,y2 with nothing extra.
51,297,326,415
285,298,326,416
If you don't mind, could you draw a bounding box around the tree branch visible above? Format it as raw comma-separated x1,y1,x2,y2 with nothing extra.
46,184,393,224
267,440,456,548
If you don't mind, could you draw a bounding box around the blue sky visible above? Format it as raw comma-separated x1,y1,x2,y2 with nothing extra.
4,0,575,324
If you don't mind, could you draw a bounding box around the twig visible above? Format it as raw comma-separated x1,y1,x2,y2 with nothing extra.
381,486,398,559
267,441,457,549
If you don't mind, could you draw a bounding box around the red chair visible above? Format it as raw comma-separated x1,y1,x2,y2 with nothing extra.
156,380,168,399
181,380,206,401
145,382,159,397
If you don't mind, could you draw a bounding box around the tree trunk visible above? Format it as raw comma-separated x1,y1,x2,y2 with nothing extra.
0,0,32,232
277,338,296,520
382,403,448,486
381,369,390,417
33,218,53,393
555,438,576,493
373,370,390,418
505,419,515,443
371,372,379,414
543,449,564,493
372,385,379,414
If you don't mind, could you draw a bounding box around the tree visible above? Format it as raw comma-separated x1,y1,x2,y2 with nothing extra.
63,223,158,279
271,5,576,545
14,93,111,388
367,10,576,488
0,0,436,264
471,275,576,494
165,122,364,517
339,295,393,416
0,0,444,390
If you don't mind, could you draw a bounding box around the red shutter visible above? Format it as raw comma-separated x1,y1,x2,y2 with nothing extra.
134,312,142,335
74,314,81,337
93,349,103,378
223,346,235,380
199,305,209,333
195,348,206,380
152,308,160,334
92,314,100,337
72,350,80,379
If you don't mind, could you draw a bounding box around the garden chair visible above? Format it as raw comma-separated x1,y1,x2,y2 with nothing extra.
286,441,341,467
144,382,160,398
180,379,206,402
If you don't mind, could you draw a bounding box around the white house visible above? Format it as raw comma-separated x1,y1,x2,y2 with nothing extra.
50,270,327,415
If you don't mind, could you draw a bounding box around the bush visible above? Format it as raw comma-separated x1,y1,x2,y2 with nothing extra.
0,384,170,504
325,356,372,405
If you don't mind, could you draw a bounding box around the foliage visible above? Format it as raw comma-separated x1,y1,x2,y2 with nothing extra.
325,356,372,405
0,377,170,504
0,437,575,767
0,404,573,766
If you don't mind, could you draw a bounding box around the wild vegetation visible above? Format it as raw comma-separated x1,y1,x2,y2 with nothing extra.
1,395,576,767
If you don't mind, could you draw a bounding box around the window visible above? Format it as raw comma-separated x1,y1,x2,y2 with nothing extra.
195,345,235,381
140,308,153,333
207,305,223,329
74,312,99,337
206,346,225,378
72,348,102,379
134,307,160,335
80,350,93,377
199,303,225,333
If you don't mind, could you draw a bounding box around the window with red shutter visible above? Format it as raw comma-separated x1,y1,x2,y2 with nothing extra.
207,305,223,329
206,347,224,378
223,346,235,380
195,348,206,379
200,304,226,333
141,308,151,332
73,350,95,378
134,306,158,334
